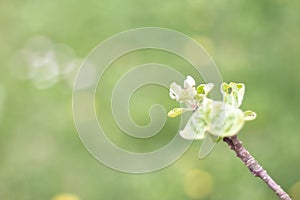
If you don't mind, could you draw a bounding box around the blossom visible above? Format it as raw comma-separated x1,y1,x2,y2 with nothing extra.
169,76,197,109
168,76,256,140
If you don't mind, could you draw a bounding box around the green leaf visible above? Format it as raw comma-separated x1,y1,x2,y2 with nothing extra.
197,83,214,96
180,108,207,140
221,82,245,108
206,100,245,137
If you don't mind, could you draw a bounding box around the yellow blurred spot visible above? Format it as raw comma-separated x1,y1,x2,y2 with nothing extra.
192,35,215,57
52,194,80,200
184,169,213,199
290,181,300,200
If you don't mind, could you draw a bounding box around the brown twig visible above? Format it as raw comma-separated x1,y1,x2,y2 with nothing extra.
223,135,292,200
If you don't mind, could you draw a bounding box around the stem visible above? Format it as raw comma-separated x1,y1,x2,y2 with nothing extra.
223,135,292,200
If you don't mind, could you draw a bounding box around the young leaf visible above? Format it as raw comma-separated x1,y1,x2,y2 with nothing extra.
197,83,214,96
180,109,207,140
221,82,245,108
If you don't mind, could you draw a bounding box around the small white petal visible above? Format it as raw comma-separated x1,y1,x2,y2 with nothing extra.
169,82,181,100
169,89,177,100
204,83,214,94
184,76,196,88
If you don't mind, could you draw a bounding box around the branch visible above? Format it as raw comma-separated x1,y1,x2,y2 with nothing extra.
223,135,292,200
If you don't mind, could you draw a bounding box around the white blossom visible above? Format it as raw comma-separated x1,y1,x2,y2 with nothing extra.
168,75,256,140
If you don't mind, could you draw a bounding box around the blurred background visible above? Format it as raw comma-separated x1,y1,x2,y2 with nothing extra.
0,0,300,199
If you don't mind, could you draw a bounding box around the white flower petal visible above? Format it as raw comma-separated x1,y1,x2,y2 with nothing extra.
204,83,214,94
184,75,196,88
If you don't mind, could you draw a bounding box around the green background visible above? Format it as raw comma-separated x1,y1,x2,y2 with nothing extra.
0,0,300,199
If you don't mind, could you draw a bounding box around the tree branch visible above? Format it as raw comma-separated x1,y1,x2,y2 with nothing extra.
223,135,292,200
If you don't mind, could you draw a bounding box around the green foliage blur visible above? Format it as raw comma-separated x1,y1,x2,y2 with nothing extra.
1,0,300,200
